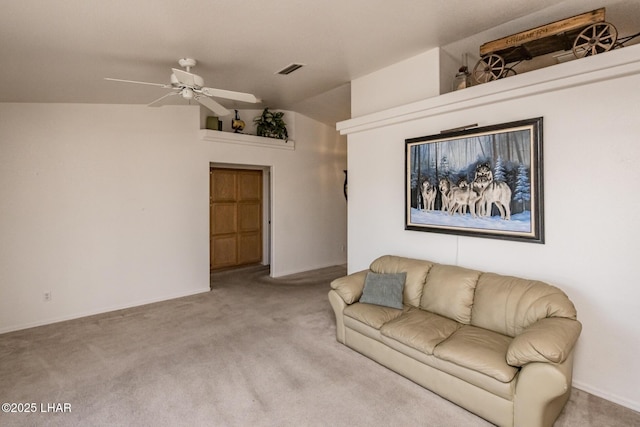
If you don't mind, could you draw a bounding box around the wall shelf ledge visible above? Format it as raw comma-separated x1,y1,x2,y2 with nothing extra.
199,129,295,150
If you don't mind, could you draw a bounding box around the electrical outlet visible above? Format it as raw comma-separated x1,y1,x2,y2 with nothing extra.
43,291,52,302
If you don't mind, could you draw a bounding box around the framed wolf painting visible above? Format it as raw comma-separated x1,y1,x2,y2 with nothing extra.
405,117,544,243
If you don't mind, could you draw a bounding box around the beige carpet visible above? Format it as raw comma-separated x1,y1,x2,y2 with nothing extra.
1,264,638,426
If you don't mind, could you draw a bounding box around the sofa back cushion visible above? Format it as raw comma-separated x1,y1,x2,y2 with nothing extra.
370,255,433,307
420,264,481,324
471,272,578,337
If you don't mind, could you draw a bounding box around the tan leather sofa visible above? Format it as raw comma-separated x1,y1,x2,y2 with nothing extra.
328,255,582,427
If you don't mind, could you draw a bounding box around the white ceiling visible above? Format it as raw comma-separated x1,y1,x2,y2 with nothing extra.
1,0,638,125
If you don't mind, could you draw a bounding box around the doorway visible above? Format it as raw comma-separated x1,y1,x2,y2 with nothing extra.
210,167,264,271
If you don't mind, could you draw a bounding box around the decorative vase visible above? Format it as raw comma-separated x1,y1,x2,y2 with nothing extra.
231,110,245,133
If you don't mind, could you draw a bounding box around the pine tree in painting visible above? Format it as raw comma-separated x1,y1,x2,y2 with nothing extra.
494,156,506,182
513,163,531,211
440,156,449,178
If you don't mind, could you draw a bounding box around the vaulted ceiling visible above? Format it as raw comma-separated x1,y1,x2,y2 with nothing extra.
1,0,638,125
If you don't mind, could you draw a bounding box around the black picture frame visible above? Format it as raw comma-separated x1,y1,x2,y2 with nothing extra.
405,117,544,243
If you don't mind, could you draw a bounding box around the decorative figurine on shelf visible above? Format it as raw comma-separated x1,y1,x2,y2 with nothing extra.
453,66,471,91
231,110,245,133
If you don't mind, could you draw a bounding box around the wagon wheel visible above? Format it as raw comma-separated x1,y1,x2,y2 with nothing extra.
572,22,618,59
472,54,505,84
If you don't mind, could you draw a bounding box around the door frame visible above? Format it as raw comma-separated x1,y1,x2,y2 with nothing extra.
210,163,272,268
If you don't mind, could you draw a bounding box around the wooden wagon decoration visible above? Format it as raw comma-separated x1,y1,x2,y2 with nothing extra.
472,8,634,84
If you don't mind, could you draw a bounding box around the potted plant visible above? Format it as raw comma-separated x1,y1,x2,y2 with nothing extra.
253,108,288,140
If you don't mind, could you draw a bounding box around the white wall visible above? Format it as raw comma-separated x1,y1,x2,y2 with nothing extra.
341,45,640,411
351,48,440,117
0,103,347,333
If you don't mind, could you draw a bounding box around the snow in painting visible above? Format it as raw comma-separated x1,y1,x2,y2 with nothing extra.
410,208,531,232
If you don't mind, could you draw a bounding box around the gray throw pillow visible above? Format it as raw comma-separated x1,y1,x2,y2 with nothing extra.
359,272,406,309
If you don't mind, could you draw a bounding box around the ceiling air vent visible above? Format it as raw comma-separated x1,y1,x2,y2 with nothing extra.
276,63,305,75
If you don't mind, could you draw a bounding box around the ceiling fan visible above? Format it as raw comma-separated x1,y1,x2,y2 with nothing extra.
105,58,260,116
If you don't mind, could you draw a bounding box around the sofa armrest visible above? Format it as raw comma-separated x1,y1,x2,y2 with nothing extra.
328,290,347,344
330,270,369,304
507,317,582,366
514,348,576,427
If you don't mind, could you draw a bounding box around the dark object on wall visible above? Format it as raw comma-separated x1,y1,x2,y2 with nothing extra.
343,170,348,201
405,117,544,243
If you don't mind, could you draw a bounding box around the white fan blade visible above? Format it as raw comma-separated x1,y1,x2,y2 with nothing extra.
195,95,230,116
200,87,259,103
147,91,179,107
104,77,171,88
171,68,198,87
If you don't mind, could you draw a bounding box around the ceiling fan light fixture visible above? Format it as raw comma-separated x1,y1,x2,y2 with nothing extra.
276,63,305,75
182,88,194,99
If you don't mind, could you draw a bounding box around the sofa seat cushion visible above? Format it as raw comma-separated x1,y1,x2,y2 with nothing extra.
343,302,404,330
380,308,461,355
433,325,519,383
344,315,384,342
379,334,517,401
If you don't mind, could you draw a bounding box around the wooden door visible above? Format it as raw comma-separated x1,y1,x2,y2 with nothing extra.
210,168,263,270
